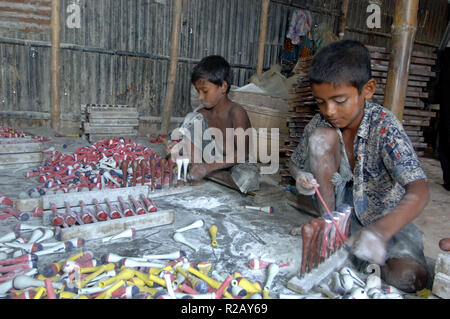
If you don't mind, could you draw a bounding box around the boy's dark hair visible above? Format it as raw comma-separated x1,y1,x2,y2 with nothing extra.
191,55,232,93
309,40,372,93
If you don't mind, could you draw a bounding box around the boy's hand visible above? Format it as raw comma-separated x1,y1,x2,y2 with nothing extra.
347,226,387,265
187,163,208,182
163,140,178,157
295,171,319,196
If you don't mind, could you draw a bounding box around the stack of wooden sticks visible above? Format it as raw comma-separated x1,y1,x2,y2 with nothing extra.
299,205,353,277
278,57,317,184
282,56,317,156
80,104,140,143
367,45,437,156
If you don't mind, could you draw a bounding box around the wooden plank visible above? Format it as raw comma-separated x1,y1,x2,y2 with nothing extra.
371,63,435,77
429,104,440,111
289,86,312,94
371,96,424,108
82,124,137,134
87,135,138,143
366,45,437,59
0,162,41,170
87,111,139,119
86,106,136,112
375,88,428,98
403,119,430,126
371,52,436,65
56,209,175,241
403,125,421,131
85,105,134,112
377,84,424,93
374,77,427,87
371,71,431,82
289,107,317,114
412,142,427,148
0,141,42,154
404,115,432,122
405,130,423,137
403,109,436,118
286,96,315,103
87,118,139,126
0,152,42,165
371,58,432,72
0,137,33,142
81,104,129,113
408,136,424,142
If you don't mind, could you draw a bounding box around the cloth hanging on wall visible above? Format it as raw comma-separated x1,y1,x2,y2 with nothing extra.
286,9,312,45
281,9,313,66
280,38,299,63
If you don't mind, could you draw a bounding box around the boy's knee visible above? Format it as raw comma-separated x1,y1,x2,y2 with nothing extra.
308,127,340,157
380,258,428,293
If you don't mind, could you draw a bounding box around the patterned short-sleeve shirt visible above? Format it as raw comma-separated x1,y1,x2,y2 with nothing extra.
291,100,427,226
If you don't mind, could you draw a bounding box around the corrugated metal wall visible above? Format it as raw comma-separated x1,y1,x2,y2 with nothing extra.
0,0,293,128
0,0,448,132
0,0,52,119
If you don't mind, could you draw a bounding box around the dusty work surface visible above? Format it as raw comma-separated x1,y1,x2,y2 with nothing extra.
0,127,448,299
0,128,315,298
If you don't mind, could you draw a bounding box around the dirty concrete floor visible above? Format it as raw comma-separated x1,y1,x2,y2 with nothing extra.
0,127,448,298
413,157,449,263
0,127,315,298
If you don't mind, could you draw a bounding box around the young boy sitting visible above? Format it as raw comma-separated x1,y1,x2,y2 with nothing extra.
288,40,430,293
166,55,260,194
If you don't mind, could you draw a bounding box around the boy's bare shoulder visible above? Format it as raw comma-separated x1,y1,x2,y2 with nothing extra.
229,101,248,116
228,100,251,128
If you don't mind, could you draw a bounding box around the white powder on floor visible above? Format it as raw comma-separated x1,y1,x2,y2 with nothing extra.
171,195,224,210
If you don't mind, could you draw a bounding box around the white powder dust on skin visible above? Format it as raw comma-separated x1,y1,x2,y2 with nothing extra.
309,131,334,175
170,195,224,210
309,131,333,158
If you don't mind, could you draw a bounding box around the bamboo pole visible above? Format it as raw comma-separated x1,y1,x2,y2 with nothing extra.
256,0,270,76
338,0,349,39
161,0,183,133
50,0,61,131
383,0,419,122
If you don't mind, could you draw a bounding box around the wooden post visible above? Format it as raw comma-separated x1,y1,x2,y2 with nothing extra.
338,0,349,39
161,0,183,133
51,0,61,132
256,0,270,76
383,0,419,122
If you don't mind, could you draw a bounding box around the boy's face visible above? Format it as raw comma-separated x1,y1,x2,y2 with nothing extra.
311,80,376,131
194,78,227,109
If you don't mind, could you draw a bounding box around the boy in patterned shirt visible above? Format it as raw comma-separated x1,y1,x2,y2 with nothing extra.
288,40,430,292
